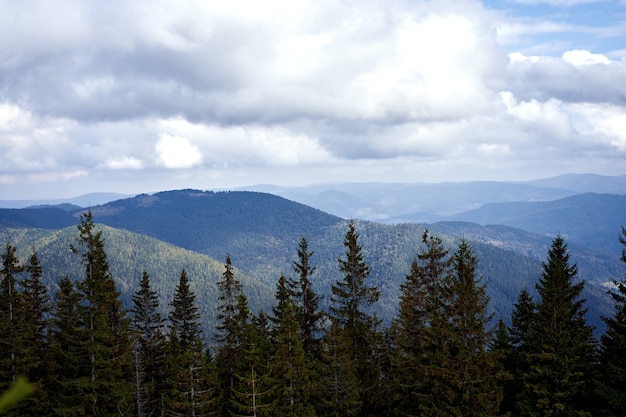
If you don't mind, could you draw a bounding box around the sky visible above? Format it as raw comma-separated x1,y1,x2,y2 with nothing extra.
1,0,625,199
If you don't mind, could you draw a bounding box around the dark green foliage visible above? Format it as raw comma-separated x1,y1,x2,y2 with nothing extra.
317,321,361,417
214,256,250,416
269,277,315,417
391,230,451,416
49,276,86,416
131,271,167,417
230,334,276,417
434,239,502,415
490,318,514,416
504,287,536,415
168,269,202,351
520,236,595,416
71,210,133,416
167,269,214,416
289,236,324,358
17,253,52,414
597,226,626,416
0,243,23,389
330,222,382,417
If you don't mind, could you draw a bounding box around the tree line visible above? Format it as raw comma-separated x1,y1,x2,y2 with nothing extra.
1,211,626,416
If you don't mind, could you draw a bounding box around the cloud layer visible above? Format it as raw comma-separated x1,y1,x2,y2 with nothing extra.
0,0,625,197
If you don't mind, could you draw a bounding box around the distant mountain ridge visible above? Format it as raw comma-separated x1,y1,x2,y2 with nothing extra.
0,192,132,209
450,193,626,257
241,173,626,222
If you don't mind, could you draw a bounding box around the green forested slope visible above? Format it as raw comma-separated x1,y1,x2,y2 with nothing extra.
0,225,273,338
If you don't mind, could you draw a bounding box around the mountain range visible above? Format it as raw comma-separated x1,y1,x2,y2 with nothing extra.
0,173,624,336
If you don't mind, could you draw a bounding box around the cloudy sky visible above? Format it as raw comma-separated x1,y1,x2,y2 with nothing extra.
1,0,625,199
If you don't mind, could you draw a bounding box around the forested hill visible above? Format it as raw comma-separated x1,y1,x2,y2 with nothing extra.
86,189,342,253
0,189,622,331
449,192,626,257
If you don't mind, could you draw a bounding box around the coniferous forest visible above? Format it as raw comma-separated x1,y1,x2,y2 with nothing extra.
2,210,626,416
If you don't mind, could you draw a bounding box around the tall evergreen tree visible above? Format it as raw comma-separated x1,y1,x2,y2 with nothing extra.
597,226,626,416
49,276,86,417
214,256,250,416
330,222,382,417
131,271,167,417
168,269,202,351
166,269,213,416
490,318,514,416
18,252,52,415
0,243,23,388
270,276,315,417
429,239,502,416
391,230,451,416
521,236,595,416
71,210,132,416
289,236,323,358
507,287,536,415
317,321,361,417
231,331,276,417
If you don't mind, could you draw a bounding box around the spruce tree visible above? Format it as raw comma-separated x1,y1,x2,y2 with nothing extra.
432,239,502,415
231,332,276,417
391,230,451,416
330,222,381,417
597,226,626,416
289,236,323,358
214,256,249,416
490,317,514,416
522,236,595,416
167,269,213,416
71,210,132,416
317,321,361,417
0,243,23,389
270,276,315,417
18,252,52,415
508,287,536,415
49,276,86,416
131,271,167,417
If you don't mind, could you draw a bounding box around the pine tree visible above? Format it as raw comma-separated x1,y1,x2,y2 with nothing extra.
167,269,213,416
71,210,132,416
131,271,167,417
330,222,382,417
522,236,595,416
289,236,323,358
597,226,626,416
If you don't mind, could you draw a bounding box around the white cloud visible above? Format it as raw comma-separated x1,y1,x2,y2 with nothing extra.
562,50,610,66
106,156,145,170
155,133,203,169
156,117,332,166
